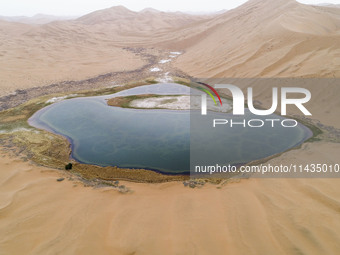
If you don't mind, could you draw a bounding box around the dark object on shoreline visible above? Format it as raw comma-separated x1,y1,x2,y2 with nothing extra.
118,185,131,193
65,163,73,170
57,178,65,182
183,180,205,188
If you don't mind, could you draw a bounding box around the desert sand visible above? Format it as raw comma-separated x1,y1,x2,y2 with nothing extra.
0,0,340,254
0,19,145,97
1,142,340,255
174,0,340,78
1,0,339,97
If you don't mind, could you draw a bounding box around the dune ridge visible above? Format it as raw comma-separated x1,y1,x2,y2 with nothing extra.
1,0,339,97
0,144,340,255
174,0,340,78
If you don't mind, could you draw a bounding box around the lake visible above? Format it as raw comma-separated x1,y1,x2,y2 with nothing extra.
29,83,312,174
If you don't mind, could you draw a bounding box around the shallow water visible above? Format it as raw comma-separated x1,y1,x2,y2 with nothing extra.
29,83,312,174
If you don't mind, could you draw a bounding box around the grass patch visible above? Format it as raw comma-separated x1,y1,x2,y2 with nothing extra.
292,117,323,143
145,79,158,84
174,80,191,86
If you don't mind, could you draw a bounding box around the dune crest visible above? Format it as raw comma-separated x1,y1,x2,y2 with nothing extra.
174,0,340,78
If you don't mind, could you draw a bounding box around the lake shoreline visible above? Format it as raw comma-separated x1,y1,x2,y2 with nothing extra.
0,81,329,183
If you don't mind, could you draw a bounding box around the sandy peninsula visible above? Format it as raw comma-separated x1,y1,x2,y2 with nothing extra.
107,94,232,112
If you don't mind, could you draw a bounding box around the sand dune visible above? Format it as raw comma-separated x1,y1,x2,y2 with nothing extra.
0,20,145,97
0,142,340,255
0,7,211,97
1,0,339,97
174,0,340,78
76,6,207,33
